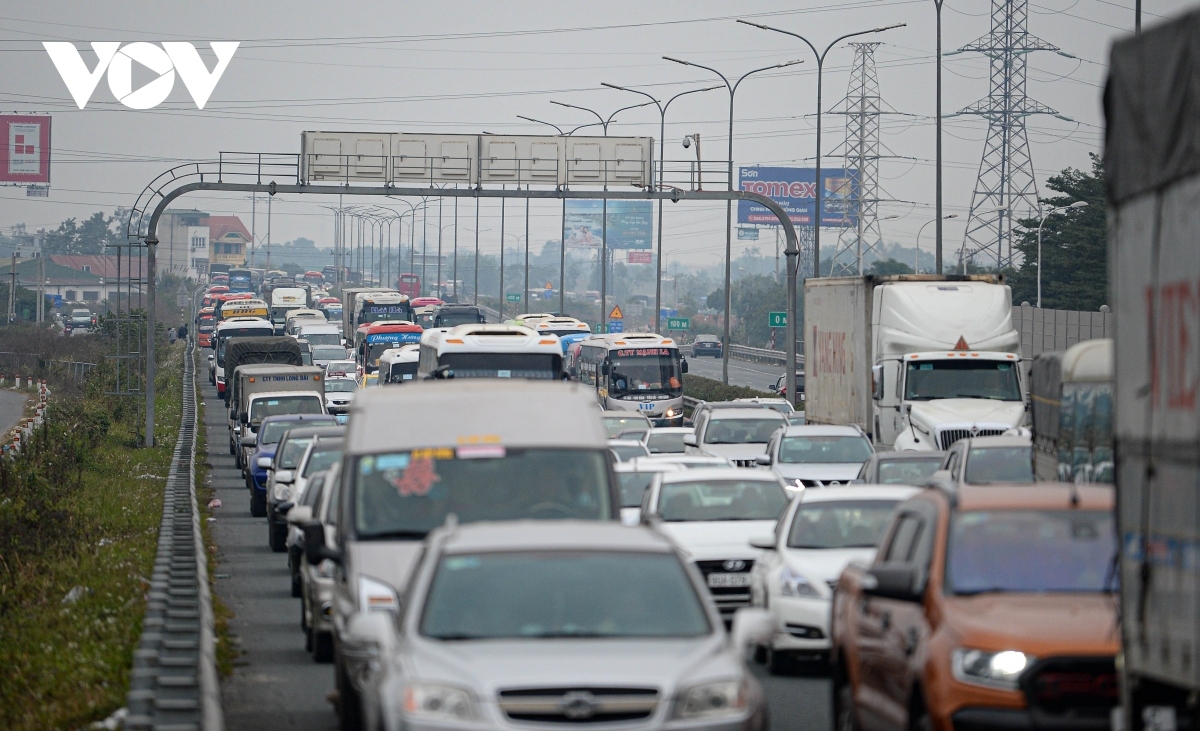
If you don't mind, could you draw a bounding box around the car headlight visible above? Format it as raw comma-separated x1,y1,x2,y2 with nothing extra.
665,407,681,418
952,649,1033,690
358,575,400,613
780,567,821,598
317,559,337,578
402,683,478,721
673,680,746,720
273,484,289,501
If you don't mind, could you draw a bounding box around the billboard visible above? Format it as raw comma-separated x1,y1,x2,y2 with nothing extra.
737,166,854,227
0,116,51,185
562,199,653,250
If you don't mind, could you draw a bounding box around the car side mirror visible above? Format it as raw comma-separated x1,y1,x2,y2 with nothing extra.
929,469,952,484
239,412,248,425
768,383,778,392
680,358,689,374
749,535,776,551
862,564,922,602
275,501,294,516
682,434,698,447
274,469,295,485
303,521,342,565
240,435,257,447
755,454,772,466
207,354,214,361
871,364,884,402
288,504,311,526
730,607,774,649
345,612,397,656
257,456,273,470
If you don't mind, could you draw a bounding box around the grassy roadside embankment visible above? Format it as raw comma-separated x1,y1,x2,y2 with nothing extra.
682,373,774,402
0,340,185,731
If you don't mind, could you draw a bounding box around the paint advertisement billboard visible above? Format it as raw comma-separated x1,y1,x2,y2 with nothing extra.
0,116,51,185
562,199,653,249
737,166,855,227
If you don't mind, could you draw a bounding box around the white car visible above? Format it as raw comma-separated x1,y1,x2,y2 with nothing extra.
323,359,357,379
643,468,792,621
629,454,734,470
323,377,357,413
612,461,683,525
747,484,918,673
607,438,650,462
758,424,875,489
684,406,787,467
641,426,694,455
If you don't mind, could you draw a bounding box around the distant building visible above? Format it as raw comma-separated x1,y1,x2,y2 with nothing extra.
206,216,250,271
157,210,249,280
0,229,45,260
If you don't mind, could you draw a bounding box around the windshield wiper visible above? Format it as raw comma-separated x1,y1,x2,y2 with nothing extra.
361,529,430,541
428,633,487,641
525,630,611,639
953,586,1008,596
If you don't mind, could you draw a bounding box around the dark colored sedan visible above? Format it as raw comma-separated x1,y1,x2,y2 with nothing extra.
692,335,723,357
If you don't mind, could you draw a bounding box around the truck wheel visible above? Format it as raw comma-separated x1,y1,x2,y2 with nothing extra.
250,493,266,518
833,670,859,731
292,569,302,598
767,647,792,676
337,659,365,731
269,517,287,553
228,438,236,456
313,631,334,663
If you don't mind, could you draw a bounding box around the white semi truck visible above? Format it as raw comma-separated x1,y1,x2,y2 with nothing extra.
803,274,1025,450
1108,12,1200,728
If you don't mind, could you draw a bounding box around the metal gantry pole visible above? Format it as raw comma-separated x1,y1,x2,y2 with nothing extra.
524,190,530,313
452,196,459,302
499,187,506,319
474,196,480,306
935,0,945,273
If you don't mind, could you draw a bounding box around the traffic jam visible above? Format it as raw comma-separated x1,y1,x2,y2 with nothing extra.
197,263,1117,731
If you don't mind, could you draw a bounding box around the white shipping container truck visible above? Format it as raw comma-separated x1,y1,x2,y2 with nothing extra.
1108,12,1200,728
804,275,1025,450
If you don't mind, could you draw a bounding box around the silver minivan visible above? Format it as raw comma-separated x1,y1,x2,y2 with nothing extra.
302,380,620,729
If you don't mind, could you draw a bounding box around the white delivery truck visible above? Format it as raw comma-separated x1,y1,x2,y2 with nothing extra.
270,287,310,335
1108,14,1200,728
804,274,1025,451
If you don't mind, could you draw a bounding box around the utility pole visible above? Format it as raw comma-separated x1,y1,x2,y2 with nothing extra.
250,193,257,269
36,255,44,323
265,193,272,272
8,253,16,324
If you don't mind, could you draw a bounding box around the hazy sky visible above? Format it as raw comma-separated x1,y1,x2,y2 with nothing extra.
0,0,1191,269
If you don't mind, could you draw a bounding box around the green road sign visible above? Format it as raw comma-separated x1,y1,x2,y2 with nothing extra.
768,311,787,328
666,317,690,330
506,293,521,302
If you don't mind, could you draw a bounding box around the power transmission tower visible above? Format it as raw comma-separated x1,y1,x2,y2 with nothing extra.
829,43,888,276
955,0,1060,270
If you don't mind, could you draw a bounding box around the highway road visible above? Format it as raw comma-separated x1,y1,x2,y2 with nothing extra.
0,389,29,435
201,376,829,731
686,352,787,392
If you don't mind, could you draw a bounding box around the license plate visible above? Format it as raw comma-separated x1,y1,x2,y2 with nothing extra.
708,573,751,588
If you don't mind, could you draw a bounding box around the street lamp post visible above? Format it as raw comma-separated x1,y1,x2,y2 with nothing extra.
663,55,803,384
915,214,957,272
934,0,946,273
550,98,656,331
1036,201,1088,307
600,82,722,333
735,20,905,281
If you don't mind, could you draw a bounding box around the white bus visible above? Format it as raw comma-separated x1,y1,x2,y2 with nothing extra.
378,344,420,384
417,324,564,380
574,333,688,427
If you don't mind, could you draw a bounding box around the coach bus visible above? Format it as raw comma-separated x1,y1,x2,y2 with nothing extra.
417,324,563,380
228,268,253,293
357,321,423,374
575,332,687,426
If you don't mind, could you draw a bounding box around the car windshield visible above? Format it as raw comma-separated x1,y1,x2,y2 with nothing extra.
353,448,611,538
779,435,873,464
905,359,1022,401
602,416,649,438
608,350,682,397
646,432,688,454
325,361,356,377
435,311,484,327
300,476,325,507
278,437,315,470
876,457,945,484
965,447,1034,484
947,510,1116,594
386,361,419,383
250,396,324,424
324,379,357,393
704,418,785,445
260,419,334,445
420,552,710,640
616,472,655,507
657,479,789,522
440,352,561,380
308,335,345,351
609,444,648,462
303,448,342,477
788,499,901,549
313,345,349,360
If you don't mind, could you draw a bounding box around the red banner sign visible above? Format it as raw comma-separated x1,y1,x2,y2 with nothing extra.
0,116,51,184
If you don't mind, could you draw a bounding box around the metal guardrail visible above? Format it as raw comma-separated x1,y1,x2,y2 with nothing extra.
125,337,222,731
683,343,803,368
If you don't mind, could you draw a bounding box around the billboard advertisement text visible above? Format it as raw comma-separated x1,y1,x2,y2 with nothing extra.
563,199,652,249
738,166,854,227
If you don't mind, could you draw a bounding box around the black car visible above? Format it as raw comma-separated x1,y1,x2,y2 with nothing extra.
691,335,723,357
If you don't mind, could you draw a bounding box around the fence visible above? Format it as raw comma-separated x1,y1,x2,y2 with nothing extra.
1013,303,1112,357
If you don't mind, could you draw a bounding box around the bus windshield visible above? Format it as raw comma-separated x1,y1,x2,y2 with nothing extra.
359,302,413,325
439,352,562,380
905,359,1022,401
609,348,682,397
434,310,485,327
387,361,419,383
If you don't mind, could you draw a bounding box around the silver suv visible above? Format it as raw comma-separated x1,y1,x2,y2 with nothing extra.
344,521,773,731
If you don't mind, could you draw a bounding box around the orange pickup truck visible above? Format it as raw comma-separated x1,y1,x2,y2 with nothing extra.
830,483,1118,731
